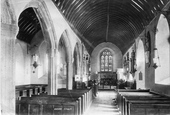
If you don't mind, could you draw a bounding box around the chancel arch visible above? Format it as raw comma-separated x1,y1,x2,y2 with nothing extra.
91,42,122,74
91,42,122,89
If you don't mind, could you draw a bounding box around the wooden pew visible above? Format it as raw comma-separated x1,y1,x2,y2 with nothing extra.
16,96,79,115
117,89,170,115
117,89,150,92
58,89,91,114
31,94,82,115
124,98,170,115
16,88,93,115
58,88,93,114
127,101,170,115
117,89,152,115
120,92,163,115
117,89,151,108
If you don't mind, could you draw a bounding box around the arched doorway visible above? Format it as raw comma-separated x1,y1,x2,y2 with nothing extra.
155,14,170,85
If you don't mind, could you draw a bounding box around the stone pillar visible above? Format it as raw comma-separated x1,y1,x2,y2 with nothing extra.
67,60,73,90
48,49,58,95
39,87,42,94
44,86,47,93
23,90,27,97
29,89,33,97
35,88,38,95
15,91,20,100
0,23,17,115
48,50,53,94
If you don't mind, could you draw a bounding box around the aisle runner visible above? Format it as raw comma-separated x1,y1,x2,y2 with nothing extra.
84,90,120,115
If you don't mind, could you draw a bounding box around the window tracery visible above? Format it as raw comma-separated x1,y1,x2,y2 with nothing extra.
100,49,113,72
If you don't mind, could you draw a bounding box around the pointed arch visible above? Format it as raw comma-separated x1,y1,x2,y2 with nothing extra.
135,39,146,89
58,30,73,90
155,14,170,85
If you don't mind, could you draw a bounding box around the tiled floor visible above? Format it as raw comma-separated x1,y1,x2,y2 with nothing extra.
84,90,121,115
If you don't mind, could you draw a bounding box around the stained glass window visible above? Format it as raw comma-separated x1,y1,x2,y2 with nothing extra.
100,49,113,72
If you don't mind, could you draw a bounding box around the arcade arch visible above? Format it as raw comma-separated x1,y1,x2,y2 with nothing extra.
135,39,146,89
57,30,73,90
16,0,57,95
155,14,170,85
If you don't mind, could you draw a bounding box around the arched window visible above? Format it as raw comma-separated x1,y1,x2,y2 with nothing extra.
100,49,113,72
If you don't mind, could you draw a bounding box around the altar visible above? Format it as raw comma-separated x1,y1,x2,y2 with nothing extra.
98,72,117,89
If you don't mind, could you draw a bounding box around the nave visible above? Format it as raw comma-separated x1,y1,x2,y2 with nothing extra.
1,0,170,114
84,89,170,115
16,86,170,115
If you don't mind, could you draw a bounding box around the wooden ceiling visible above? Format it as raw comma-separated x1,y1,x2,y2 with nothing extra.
17,0,169,54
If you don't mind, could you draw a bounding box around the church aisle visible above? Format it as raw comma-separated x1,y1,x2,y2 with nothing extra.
84,90,120,115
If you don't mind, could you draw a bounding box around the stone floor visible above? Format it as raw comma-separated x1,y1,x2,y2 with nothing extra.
84,90,121,115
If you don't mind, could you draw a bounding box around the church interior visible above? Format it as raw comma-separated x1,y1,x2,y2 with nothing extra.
1,0,170,115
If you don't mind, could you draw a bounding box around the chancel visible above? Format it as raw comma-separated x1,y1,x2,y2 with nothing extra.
1,0,170,115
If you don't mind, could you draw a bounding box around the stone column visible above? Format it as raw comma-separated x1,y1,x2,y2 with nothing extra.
1,23,17,115
29,89,33,97
39,87,42,94
35,88,38,95
67,60,73,90
48,49,58,95
23,90,27,97
15,91,20,100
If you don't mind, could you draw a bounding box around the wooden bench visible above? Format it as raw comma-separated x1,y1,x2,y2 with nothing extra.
58,89,92,113
127,101,170,115
31,94,82,115
120,92,163,115
117,90,153,115
16,96,79,115
34,95,82,114
117,89,150,92
117,89,151,107
125,97,170,114
117,89,170,115
16,88,93,115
